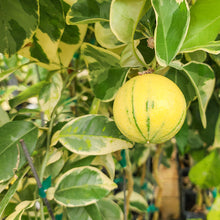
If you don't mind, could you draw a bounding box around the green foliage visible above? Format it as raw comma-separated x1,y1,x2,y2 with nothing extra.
0,0,220,219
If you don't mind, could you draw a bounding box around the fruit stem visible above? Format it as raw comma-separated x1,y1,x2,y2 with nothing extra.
152,144,163,220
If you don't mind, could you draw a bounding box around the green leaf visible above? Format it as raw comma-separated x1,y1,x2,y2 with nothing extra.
39,73,63,120
9,81,49,108
96,199,123,220
82,43,129,101
18,0,66,70
181,41,220,54
66,206,91,220
59,114,133,155
66,199,123,220
166,67,196,106
95,22,124,49
152,0,190,66
0,62,33,82
115,191,148,213
207,194,220,220
0,121,38,182
182,62,215,128
110,0,148,67
85,203,102,220
4,200,36,220
0,106,10,127
213,114,220,148
0,0,39,56
181,0,220,52
67,0,111,24
54,166,117,207
185,50,207,63
189,150,220,188
175,120,188,155
0,168,29,217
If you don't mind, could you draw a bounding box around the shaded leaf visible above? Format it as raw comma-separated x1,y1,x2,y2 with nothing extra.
115,191,148,213
182,62,215,128
82,43,129,101
181,0,220,52
9,81,49,108
54,166,117,207
152,0,190,66
92,154,115,180
166,67,196,106
5,200,36,220
67,0,111,24
59,114,133,155
0,0,39,56
0,121,38,182
189,150,220,188
0,168,29,217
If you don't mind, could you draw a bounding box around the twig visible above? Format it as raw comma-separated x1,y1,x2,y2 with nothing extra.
152,144,163,220
19,139,55,220
123,168,127,220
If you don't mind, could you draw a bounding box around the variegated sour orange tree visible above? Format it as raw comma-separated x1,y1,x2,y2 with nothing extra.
0,0,220,220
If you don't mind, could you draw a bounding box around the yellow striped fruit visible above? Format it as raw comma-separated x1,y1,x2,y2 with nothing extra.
113,73,186,144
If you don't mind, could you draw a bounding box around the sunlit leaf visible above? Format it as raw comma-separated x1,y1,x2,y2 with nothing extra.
0,121,38,182
0,0,39,56
207,194,220,220
0,106,10,127
110,0,148,67
59,114,133,155
152,0,190,66
54,166,117,207
213,115,220,148
82,43,129,101
189,150,220,188
39,73,63,120
95,22,124,49
181,0,220,52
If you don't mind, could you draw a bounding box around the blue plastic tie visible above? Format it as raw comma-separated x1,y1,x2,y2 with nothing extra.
141,182,148,190
212,188,217,199
39,176,51,198
114,177,124,184
119,149,126,168
55,214,63,220
147,204,159,213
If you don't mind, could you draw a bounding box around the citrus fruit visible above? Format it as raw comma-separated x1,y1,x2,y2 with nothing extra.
113,73,186,144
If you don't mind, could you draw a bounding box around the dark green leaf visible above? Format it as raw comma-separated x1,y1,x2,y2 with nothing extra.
0,0,39,56
0,121,38,182
82,43,129,101
67,0,111,24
